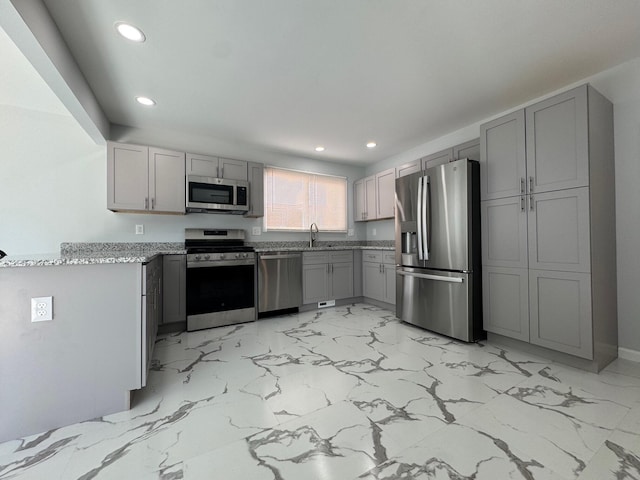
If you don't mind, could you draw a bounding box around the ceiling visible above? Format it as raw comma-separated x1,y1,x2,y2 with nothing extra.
38,0,640,165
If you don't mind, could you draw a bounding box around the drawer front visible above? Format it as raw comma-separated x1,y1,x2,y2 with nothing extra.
362,250,383,263
329,250,353,264
303,251,329,265
382,252,396,265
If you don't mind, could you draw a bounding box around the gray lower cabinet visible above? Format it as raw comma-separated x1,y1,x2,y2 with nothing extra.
162,254,186,325
529,270,592,359
142,256,162,386
108,141,185,214
482,266,529,342
480,84,616,370
362,250,396,305
302,251,353,304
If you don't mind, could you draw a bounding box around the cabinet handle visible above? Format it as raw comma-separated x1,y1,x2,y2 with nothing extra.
520,177,525,194
145,197,149,209
521,196,525,212
530,195,534,211
151,198,155,210
221,167,224,178
529,176,534,193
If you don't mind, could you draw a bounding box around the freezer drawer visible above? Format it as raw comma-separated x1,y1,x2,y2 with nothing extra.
396,267,482,342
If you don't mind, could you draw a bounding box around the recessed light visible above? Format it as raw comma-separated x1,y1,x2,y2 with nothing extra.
366,142,377,148
115,22,146,42
315,146,325,152
135,96,156,106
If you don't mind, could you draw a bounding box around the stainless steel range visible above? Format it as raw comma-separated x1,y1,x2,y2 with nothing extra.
185,228,256,331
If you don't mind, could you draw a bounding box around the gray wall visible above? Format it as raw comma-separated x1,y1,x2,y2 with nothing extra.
0,263,141,442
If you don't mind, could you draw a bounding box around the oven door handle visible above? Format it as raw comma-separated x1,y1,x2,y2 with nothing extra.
188,259,255,268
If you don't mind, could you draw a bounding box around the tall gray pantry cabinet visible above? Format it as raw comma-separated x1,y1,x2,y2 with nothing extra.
480,84,617,371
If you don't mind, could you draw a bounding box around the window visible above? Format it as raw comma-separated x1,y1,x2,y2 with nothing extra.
264,167,347,232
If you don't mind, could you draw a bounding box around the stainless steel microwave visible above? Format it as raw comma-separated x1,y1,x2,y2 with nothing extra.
186,175,249,214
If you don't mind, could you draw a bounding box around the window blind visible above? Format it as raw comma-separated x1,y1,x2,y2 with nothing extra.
264,167,347,232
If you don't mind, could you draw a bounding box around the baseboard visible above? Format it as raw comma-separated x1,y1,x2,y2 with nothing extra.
618,347,640,363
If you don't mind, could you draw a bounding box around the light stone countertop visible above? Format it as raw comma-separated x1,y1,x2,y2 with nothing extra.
0,241,394,268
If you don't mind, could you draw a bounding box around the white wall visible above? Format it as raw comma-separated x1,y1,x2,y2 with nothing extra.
0,106,367,255
363,57,640,353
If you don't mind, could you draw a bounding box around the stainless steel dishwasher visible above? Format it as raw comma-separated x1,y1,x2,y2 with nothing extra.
258,251,302,314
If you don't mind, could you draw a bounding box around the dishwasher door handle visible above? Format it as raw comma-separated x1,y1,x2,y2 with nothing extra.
260,253,302,260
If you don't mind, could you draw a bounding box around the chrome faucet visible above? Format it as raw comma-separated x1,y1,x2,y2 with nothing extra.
309,222,319,248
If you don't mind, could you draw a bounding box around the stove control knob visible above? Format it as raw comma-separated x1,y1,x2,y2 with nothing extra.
195,255,201,261
235,253,241,259
204,254,210,260
220,254,225,260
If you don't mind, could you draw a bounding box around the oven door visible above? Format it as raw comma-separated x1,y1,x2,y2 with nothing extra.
186,259,256,331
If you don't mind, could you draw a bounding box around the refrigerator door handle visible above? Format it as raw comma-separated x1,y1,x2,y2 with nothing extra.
398,270,464,283
417,176,424,260
423,176,430,260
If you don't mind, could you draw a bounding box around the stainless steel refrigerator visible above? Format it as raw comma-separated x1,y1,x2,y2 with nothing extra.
395,158,483,342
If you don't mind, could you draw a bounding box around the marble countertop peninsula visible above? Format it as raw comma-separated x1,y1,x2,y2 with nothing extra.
0,241,395,268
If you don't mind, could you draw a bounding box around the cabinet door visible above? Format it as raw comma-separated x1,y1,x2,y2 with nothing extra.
480,110,526,200
107,142,149,211
362,262,384,301
219,158,248,180
396,160,420,178
330,262,354,300
482,266,529,341
302,263,329,304
354,179,366,222
529,270,593,359
383,264,396,304
245,162,264,218
162,255,186,325
481,197,528,268
526,85,589,194
422,148,454,170
453,138,480,161
375,168,396,219
528,188,590,273
364,176,377,220
186,153,219,177
149,148,185,213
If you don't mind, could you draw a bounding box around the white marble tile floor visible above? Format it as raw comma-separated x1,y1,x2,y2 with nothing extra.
0,303,638,479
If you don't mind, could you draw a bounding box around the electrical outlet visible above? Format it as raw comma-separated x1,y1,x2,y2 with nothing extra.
252,226,261,236
135,225,144,235
347,228,354,237
31,296,53,322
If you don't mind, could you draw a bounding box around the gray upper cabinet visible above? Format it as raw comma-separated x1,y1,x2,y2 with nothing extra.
529,270,593,359
453,138,480,161
354,175,376,221
219,158,249,180
525,85,589,194
483,266,529,342
375,168,395,219
186,153,219,177
528,187,591,273
421,148,453,170
185,153,248,180
108,142,185,214
396,160,420,178
149,148,186,213
481,196,528,269
480,110,526,200
108,142,149,211
245,162,264,218
162,254,186,325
